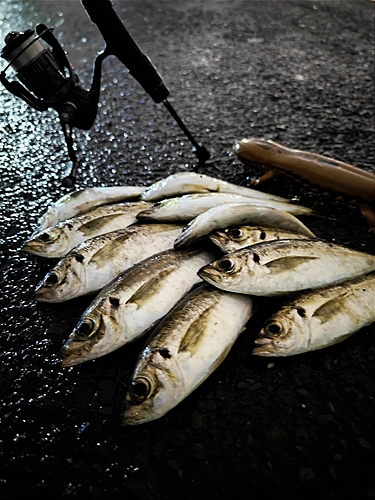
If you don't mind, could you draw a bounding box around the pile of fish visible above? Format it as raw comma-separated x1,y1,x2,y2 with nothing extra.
23,172,375,424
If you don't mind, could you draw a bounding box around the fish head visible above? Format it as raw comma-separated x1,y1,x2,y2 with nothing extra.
35,253,86,302
61,302,121,366
253,306,309,356
123,349,184,425
23,226,70,257
209,226,265,252
31,206,59,236
197,252,249,292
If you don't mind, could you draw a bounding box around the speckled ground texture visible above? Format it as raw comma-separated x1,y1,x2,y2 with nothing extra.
0,1,374,499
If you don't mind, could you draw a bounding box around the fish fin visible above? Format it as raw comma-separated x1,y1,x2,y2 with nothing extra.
265,256,319,274
89,247,112,265
178,306,214,354
127,267,177,307
123,302,139,313
81,214,131,236
89,233,128,265
312,292,352,324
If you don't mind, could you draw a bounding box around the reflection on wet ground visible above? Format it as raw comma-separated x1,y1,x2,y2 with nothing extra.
0,1,374,499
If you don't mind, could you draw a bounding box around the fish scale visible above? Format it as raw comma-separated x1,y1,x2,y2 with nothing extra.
253,271,375,356
140,171,291,202
123,284,255,425
136,192,314,223
23,201,152,258
32,185,146,235
209,225,310,253
60,247,218,366
198,238,375,296
35,223,184,302
174,202,315,249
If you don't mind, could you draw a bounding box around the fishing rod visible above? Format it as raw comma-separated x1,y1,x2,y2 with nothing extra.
0,0,210,186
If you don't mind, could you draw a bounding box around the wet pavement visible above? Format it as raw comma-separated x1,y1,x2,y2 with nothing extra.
0,1,374,499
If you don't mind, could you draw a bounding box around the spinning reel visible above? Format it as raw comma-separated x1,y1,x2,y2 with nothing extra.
0,0,210,186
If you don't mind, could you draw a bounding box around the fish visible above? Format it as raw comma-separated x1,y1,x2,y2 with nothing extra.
209,225,310,253
35,223,184,302
136,193,314,223
123,284,255,425
32,186,145,235
23,201,152,258
253,272,375,356
140,171,291,202
61,247,219,367
174,202,315,249
198,238,375,296
234,138,375,230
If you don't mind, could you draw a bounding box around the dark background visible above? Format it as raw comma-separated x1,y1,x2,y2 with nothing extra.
0,1,374,499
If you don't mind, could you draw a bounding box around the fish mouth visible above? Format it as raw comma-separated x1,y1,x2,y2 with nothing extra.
22,241,41,255
252,337,277,356
121,413,142,426
121,408,157,426
35,283,60,303
136,209,155,220
35,285,51,302
197,264,223,284
60,339,92,367
61,354,84,367
22,240,32,250
61,343,89,367
207,234,222,247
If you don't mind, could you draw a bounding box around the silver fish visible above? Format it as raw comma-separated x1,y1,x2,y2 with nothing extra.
174,202,315,249
136,193,314,223
140,171,290,203
123,284,255,425
61,247,218,367
35,223,184,302
33,186,145,235
24,201,152,258
209,225,310,253
198,238,375,296
253,272,375,356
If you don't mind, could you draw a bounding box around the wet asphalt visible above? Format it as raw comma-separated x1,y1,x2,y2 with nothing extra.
0,1,374,499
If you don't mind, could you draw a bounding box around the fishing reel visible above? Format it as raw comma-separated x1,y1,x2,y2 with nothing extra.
0,0,210,186
0,24,106,186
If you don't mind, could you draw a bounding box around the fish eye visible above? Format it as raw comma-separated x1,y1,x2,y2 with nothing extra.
130,376,152,402
216,258,236,273
37,232,56,243
265,321,283,336
75,318,96,338
45,272,60,286
227,228,243,240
